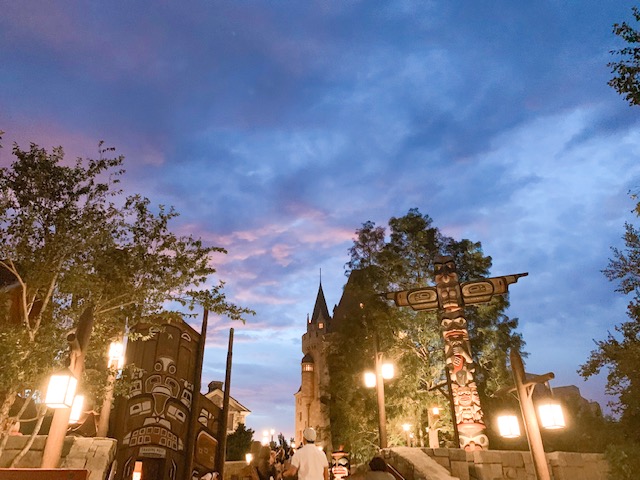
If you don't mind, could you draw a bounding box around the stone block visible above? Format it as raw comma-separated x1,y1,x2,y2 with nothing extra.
5,437,29,450
62,456,88,469
472,463,503,480
472,450,503,464
0,452,18,468
433,448,450,457
432,456,449,469
450,460,469,480
500,451,524,468
13,451,42,468
448,449,467,462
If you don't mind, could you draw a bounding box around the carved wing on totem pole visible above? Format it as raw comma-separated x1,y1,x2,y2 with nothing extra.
384,287,438,311
384,272,528,311
460,273,528,305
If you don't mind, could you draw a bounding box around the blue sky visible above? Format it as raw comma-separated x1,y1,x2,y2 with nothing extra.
1,1,639,441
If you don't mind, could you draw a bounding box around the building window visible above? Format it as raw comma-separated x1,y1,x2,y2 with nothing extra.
303,363,314,372
318,322,324,329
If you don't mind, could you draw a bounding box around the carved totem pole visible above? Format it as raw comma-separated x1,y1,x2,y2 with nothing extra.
385,256,527,450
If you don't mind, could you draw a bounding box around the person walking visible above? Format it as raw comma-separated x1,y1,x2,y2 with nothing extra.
365,457,394,480
284,428,329,480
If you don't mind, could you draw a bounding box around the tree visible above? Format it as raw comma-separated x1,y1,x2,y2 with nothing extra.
580,219,640,443
0,139,252,444
226,423,255,461
328,209,523,461
608,6,640,107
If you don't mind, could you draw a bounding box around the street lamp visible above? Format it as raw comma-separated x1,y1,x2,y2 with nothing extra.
363,354,395,448
97,339,125,437
402,423,411,446
427,406,441,448
69,395,85,424
44,371,78,409
495,349,565,480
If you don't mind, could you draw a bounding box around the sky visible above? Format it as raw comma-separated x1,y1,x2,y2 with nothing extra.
1,1,639,442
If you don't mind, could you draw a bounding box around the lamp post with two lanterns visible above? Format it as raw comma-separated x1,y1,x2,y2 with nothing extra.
496,349,566,480
363,351,394,449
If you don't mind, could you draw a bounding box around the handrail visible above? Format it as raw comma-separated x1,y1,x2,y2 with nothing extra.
385,461,406,480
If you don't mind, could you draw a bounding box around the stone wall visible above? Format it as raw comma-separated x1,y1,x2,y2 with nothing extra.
0,436,117,480
381,447,610,480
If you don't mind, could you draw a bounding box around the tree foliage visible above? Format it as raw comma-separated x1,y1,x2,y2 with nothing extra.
580,219,640,443
0,139,252,440
328,209,523,461
608,6,640,107
226,423,255,461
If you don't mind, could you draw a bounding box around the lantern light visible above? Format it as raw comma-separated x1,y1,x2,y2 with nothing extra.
363,371,376,388
108,341,125,369
402,423,411,432
431,407,440,416
69,395,84,424
538,402,565,429
132,460,143,480
381,363,394,380
497,414,521,438
245,453,253,464
44,372,78,409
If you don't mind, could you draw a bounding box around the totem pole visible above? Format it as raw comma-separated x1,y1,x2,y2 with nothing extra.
385,256,527,450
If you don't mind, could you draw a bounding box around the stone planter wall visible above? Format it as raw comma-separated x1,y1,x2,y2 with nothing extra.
0,436,116,480
381,447,609,480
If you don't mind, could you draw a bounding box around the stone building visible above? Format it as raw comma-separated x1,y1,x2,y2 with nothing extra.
294,281,334,450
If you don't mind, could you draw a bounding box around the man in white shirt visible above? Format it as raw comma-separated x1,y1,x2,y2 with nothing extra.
284,428,329,480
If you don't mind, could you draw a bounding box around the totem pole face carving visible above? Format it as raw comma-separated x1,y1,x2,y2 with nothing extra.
435,256,463,309
452,383,483,424
444,329,474,386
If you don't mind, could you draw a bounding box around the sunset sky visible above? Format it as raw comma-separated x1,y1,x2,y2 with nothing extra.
1,1,639,441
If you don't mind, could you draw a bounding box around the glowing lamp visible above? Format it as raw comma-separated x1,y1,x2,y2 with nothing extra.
108,341,125,369
497,415,521,438
69,395,84,424
133,460,143,480
538,402,565,429
402,423,411,432
44,372,77,408
381,363,394,380
246,453,253,464
431,407,440,416
364,371,376,388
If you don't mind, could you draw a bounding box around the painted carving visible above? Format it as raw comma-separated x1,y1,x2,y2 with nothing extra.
386,255,527,451
115,319,220,480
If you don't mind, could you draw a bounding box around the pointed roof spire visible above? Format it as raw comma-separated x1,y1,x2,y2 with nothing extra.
311,278,331,324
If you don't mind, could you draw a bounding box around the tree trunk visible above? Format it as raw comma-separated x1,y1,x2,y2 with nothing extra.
10,404,47,467
0,391,18,456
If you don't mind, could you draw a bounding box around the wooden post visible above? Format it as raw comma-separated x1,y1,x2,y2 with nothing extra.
186,309,209,478
216,328,234,478
511,349,551,480
42,307,93,468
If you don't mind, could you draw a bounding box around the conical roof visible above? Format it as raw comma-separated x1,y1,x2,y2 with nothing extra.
311,281,331,324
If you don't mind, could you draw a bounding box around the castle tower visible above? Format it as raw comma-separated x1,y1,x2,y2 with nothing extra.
294,281,332,450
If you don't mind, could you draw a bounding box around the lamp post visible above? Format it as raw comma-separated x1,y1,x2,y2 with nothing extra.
42,306,94,468
427,407,440,448
363,352,394,449
96,340,125,437
402,423,411,446
496,349,564,480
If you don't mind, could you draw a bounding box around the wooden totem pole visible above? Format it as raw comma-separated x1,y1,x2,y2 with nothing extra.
386,256,527,450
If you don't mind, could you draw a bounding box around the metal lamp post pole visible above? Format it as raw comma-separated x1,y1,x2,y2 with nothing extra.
375,350,387,449
510,349,551,480
42,306,94,468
